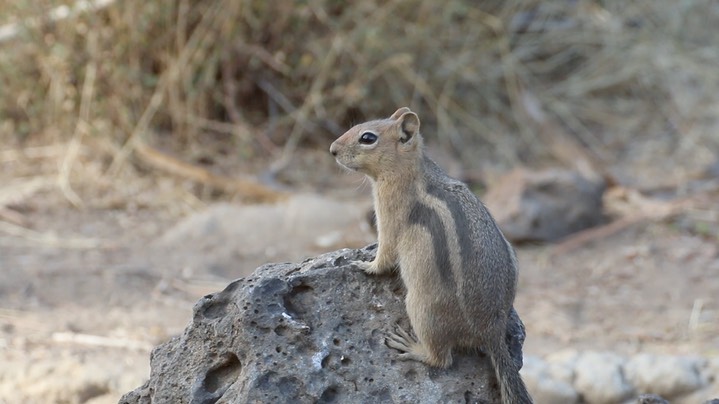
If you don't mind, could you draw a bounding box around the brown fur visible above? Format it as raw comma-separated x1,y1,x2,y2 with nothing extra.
330,108,533,404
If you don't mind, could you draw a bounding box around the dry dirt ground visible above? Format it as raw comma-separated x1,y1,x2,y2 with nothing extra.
0,153,717,403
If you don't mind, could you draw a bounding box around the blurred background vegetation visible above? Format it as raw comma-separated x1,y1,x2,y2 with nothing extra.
1,0,718,200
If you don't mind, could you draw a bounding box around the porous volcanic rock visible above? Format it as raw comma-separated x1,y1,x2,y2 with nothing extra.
120,245,527,403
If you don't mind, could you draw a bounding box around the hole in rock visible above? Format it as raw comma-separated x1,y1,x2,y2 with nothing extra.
282,284,315,319
317,385,340,403
201,352,242,398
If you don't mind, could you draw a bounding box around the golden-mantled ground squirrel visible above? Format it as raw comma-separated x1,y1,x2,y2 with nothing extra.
330,107,532,404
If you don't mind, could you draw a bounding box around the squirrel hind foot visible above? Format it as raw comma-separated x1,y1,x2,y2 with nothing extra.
350,260,372,272
351,260,391,275
386,325,452,368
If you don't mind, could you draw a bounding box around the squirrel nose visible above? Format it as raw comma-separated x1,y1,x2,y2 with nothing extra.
329,142,338,156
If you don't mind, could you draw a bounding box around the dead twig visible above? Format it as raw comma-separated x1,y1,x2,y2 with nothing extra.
269,35,345,175
0,145,87,163
0,208,26,226
51,331,154,351
107,1,225,175
134,139,287,202
551,215,647,257
0,308,44,331
0,176,55,225
551,187,710,256
0,221,106,249
0,176,55,207
58,32,98,208
518,88,616,186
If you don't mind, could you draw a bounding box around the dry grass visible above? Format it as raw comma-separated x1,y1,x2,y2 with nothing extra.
0,0,718,201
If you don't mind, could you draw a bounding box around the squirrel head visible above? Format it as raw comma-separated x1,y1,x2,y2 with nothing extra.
330,107,423,180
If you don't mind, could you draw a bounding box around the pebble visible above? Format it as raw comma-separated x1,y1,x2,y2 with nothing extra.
521,356,579,404
573,351,634,404
625,354,706,398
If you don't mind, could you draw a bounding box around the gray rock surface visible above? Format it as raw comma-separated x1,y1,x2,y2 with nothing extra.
625,354,706,399
120,245,527,403
484,168,605,242
573,351,634,404
521,356,579,404
636,393,670,404
543,349,579,386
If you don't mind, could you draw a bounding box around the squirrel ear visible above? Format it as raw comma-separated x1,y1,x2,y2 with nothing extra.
389,107,412,121
398,111,420,143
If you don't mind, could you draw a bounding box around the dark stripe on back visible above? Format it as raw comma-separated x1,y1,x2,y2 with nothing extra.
426,181,514,270
408,202,455,287
426,182,474,272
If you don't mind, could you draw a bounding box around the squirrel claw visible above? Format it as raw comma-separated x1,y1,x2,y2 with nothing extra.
350,260,371,271
395,352,417,362
394,325,417,342
386,325,417,352
351,260,387,275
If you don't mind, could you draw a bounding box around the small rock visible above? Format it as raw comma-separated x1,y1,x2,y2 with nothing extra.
636,393,669,403
625,354,706,398
484,168,605,242
521,356,579,404
574,351,634,404
545,349,580,385
548,361,575,386
520,356,548,384
532,377,580,404
704,357,719,385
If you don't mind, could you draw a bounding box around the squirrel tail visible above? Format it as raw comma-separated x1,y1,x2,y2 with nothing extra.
488,338,533,404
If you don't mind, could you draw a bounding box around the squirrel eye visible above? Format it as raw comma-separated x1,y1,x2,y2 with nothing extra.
359,132,378,145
